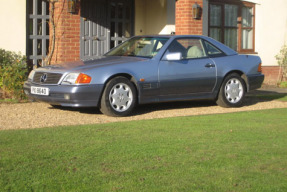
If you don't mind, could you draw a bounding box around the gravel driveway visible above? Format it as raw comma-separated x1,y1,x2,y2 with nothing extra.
1,89,287,130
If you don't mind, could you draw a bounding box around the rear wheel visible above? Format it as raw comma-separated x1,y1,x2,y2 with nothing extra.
216,73,246,108
100,76,137,117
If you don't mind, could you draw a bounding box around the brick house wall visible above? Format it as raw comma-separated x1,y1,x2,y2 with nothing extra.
262,66,281,85
51,0,81,64
175,0,203,35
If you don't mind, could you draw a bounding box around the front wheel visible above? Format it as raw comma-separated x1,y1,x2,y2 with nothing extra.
100,77,137,117
216,73,246,108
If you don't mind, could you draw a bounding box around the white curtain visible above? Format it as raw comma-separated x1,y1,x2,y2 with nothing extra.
242,7,253,27
224,4,238,50
210,5,222,42
242,7,253,49
210,5,221,27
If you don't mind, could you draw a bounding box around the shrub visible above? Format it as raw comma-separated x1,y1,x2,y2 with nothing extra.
0,49,26,67
278,81,287,88
0,49,28,100
275,45,287,83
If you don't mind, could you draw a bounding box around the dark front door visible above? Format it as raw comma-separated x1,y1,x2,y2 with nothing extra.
80,0,133,60
81,0,109,60
109,0,133,48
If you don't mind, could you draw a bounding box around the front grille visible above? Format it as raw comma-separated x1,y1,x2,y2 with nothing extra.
33,72,63,85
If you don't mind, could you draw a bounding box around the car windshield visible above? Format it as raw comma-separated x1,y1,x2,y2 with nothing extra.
106,37,169,58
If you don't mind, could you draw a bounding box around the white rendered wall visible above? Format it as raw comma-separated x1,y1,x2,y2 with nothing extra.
255,0,287,66
0,0,26,54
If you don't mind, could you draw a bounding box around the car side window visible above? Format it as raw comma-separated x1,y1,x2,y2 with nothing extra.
203,41,225,57
164,38,207,60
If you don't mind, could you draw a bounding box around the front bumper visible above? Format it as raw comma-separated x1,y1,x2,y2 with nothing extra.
248,74,265,91
23,81,104,107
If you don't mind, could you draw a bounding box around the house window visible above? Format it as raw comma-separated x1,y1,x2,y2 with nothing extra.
209,0,255,53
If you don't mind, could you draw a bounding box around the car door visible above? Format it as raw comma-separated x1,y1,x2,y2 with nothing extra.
158,38,217,96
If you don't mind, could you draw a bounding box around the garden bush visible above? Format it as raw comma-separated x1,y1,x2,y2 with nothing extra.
275,45,287,87
0,49,28,100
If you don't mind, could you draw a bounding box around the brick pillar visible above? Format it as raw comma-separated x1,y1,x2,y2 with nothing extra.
175,0,203,35
50,0,81,64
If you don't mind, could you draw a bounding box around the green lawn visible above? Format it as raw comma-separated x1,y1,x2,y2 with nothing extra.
1,109,287,192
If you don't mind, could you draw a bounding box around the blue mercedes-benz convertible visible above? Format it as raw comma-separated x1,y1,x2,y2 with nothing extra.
24,35,264,116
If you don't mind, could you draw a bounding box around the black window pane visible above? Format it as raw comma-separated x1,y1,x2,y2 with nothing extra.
118,23,123,37
46,20,49,35
111,22,115,37
111,3,116,19
37,0,42,15
118,3,123,18
46,2,50,15
37,40,42,55
126,6,130,19
37,19,42,35
29,19,34,35
46,39,50,54
28,0,34,14
28,40,33,56
110,41,115,49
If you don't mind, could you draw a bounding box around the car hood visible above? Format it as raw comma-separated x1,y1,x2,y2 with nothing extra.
37,56,149,72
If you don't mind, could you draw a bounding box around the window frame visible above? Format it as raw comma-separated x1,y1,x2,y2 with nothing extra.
208,0,256,54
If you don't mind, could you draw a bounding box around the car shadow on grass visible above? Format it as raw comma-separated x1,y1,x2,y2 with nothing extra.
49,100,218,116
133,100,217,115
246,89,287,104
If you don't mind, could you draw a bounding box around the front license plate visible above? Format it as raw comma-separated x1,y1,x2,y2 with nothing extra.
31,86,49,96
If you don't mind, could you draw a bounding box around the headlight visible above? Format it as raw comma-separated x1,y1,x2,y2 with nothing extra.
62,73,79,85
61,73,92,85
28,70,35,81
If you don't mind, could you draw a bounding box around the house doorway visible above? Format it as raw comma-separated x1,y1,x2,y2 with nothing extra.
80,0,134,60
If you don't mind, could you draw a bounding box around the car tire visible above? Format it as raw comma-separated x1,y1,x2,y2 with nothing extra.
100,76,137,117
216,73,246,108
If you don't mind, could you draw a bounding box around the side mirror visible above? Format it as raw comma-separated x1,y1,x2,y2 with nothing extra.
165,52,182,61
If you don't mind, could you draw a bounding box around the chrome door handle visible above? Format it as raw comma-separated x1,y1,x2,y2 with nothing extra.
205,63,215,68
